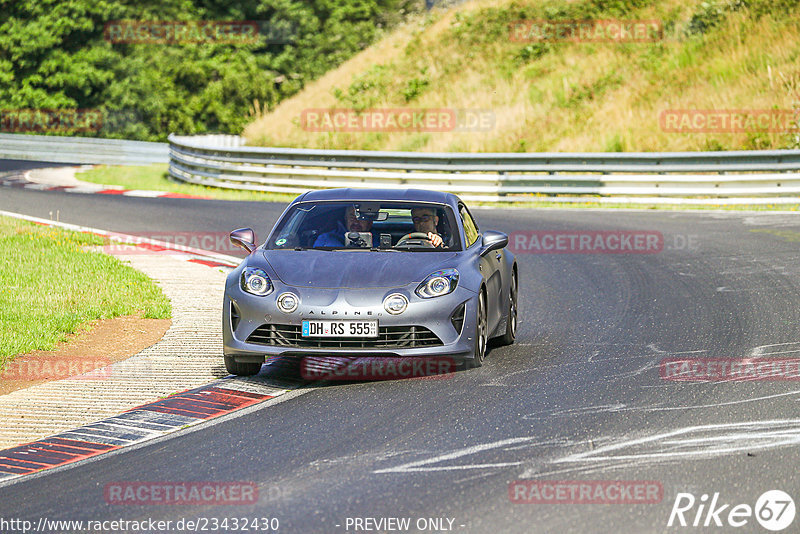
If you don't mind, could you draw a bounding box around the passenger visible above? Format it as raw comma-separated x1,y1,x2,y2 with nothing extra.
314,205,374,247
410,207,444,247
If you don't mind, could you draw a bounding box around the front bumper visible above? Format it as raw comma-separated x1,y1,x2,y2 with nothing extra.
223,273,478,363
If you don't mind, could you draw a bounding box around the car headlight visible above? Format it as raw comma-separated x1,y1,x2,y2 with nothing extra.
383,293,409,315
416,268,459,298
241,267,273,296
277,292,299,313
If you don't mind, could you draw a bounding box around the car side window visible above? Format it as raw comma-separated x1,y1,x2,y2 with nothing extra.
460,205,479,247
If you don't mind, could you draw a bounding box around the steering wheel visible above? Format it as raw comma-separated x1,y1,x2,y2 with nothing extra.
396,232,435,248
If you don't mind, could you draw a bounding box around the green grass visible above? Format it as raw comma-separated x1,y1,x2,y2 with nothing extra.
473,199,800,211
0,217,171,366
77,164,298,203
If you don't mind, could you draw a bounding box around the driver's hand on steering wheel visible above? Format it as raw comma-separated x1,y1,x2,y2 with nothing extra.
427,232,443,247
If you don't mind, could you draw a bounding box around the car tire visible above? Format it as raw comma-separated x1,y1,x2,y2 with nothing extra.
224,355,262,376
496,270,518,346
466,291,488,369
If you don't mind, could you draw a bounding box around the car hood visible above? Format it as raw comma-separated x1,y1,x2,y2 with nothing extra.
262,250,459,288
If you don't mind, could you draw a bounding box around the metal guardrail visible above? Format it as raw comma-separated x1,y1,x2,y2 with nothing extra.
3,132,798,201
0,133,168,165
168,134,800,202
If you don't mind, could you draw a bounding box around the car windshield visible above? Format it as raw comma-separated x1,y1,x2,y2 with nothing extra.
267,201,462,251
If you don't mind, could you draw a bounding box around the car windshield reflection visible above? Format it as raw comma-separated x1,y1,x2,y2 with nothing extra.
267,201,462,252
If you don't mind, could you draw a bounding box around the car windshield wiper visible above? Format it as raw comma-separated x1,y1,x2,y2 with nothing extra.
309,246,399,251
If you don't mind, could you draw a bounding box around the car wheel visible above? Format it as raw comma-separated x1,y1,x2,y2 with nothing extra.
466,291,488,369
497,270,518,346
224,356,262,376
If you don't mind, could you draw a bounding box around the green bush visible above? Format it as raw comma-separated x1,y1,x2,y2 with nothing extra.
0,0,424,141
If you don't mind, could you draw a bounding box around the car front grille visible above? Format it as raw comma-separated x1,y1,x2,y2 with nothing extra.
246,324,443,349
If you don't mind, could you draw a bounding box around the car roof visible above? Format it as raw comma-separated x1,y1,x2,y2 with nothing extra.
297,188,460,208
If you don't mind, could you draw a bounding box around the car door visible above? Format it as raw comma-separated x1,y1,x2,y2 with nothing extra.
460,203,503,334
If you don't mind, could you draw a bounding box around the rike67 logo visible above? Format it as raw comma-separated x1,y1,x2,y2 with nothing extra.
668,490,795,531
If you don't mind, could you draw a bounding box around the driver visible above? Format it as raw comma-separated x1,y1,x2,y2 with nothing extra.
410,207,444,247
314,205,374,247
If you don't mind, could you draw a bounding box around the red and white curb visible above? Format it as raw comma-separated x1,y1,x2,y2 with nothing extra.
0,170,212,200
0,376,301,483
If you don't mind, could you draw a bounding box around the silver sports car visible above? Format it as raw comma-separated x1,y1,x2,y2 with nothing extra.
223,188,518,376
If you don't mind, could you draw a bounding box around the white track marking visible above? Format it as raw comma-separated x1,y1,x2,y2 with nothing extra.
749,342,800,357
556,419,800,463
373,437,543,474
524,389,800,419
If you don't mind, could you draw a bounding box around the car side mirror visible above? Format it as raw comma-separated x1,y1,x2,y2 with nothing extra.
230,228,257,254
480,231,508,256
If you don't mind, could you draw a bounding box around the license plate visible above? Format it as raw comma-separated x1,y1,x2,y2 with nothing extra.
301,320,378,338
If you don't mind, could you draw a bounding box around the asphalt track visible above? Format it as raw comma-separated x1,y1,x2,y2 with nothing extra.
2,161,800,533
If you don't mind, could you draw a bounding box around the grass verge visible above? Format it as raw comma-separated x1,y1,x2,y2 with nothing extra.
77,164,298,203
0,216,171,366
75,164,800,211
470,198,800,211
